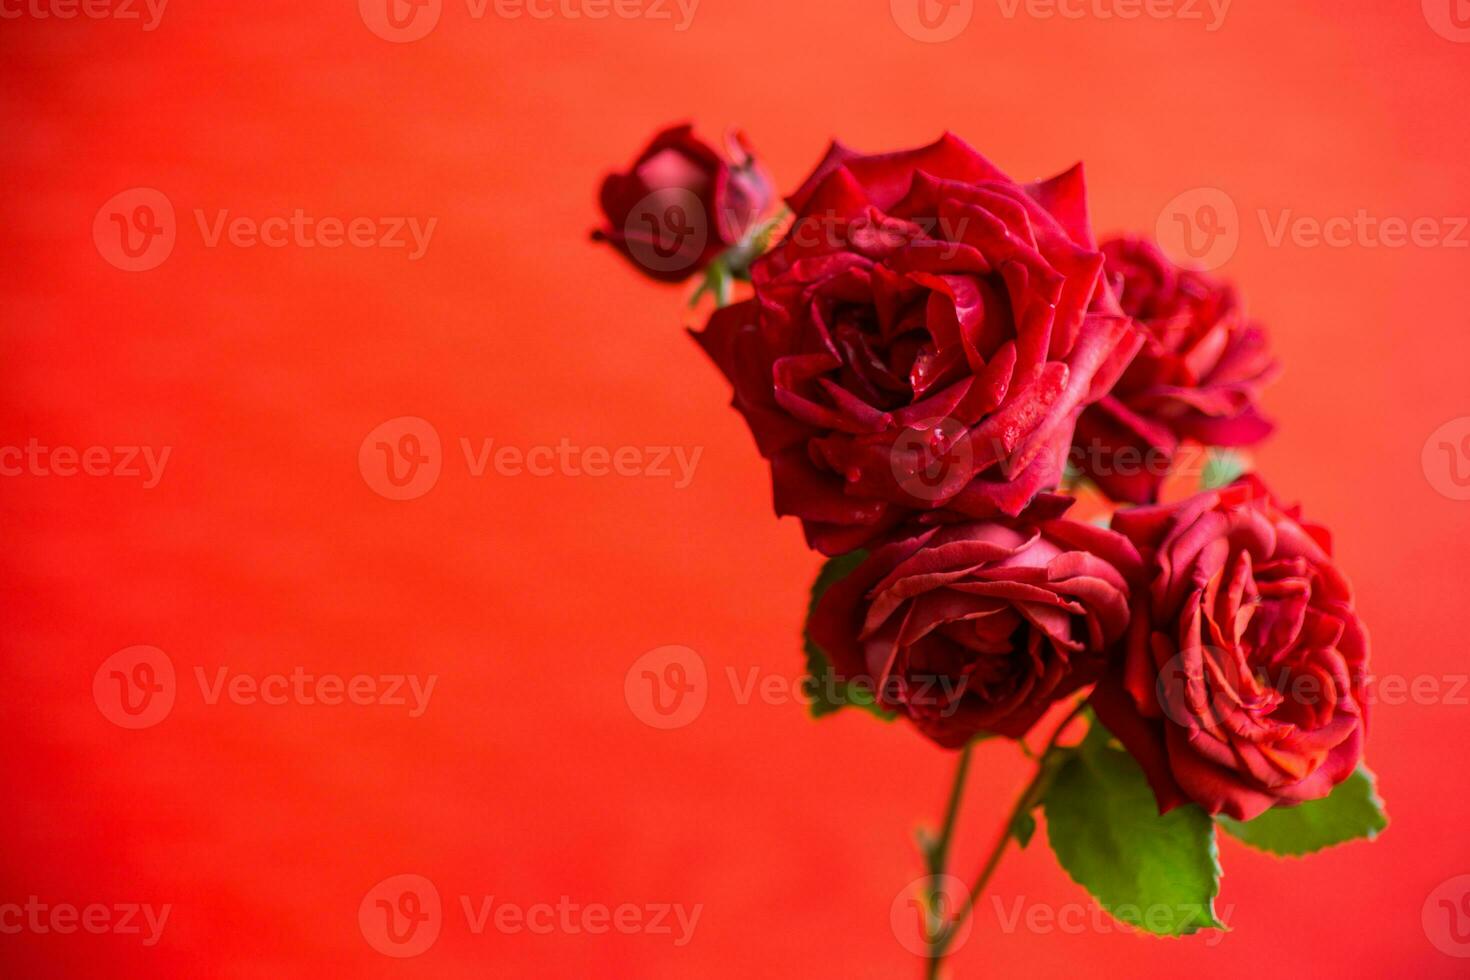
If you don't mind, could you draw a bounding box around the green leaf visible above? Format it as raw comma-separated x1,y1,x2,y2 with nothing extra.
802,551,890,720
1011,810,1038,849
1218,766,1387,857
1042,723,1224,936
1200,448,1246,490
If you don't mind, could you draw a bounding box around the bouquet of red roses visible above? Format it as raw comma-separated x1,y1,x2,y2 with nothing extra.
595,126,1385,976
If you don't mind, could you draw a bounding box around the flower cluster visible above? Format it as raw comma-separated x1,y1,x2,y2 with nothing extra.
594,126,1372,826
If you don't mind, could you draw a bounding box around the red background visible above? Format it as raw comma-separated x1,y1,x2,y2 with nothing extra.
4,1,1470,976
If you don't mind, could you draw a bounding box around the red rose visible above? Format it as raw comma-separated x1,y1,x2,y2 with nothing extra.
808,517,1140,747
1090,476,1369,820
694,134,1141,555
595,123,773,282
1072,237,1280,503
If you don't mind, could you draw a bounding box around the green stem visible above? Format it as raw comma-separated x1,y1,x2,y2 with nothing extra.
922,702,1087,980
928,742,974,877
918,742,974,977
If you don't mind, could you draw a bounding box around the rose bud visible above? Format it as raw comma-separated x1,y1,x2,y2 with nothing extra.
1090,476,1369,821
807,517,1140,747
693,133,1142,555
594,123,773,283
1071,237,1280,503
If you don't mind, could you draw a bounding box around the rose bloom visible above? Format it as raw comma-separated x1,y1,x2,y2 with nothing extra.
807,518,1139,747
594,123,773,282
694,134,1141,555
1071,236,1279,503
1090,476,1369,820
